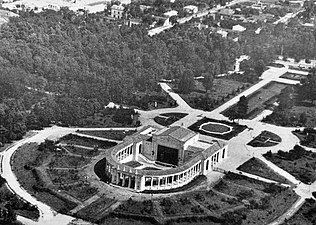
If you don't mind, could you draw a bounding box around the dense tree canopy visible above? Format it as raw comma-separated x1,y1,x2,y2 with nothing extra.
0,8,240,142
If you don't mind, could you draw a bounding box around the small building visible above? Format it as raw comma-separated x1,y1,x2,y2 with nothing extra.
217,29,228,38
127,18,142,27
183,5,198,14
163,10,178,18
111,4,125,19
217,8,234,20
232,24,246,32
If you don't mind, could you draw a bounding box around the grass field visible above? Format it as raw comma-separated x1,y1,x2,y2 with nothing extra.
247,131,281,147
76,130,136,141
76,196,117,222
264,146,316,184
237,157,290,184
60,134,117,149
285,198,316,225
223,82,289,119
12,143,78,212
179,79,249,111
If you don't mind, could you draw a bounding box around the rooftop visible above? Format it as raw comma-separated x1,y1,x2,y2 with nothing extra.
156,126,196,142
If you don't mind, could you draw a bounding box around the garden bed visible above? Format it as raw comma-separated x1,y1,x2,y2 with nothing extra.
285,198,316,225
76,130,136,141
47,169,81,184
188,118,247,140
214,172,298,225
247,131,281,147
61,183,98,202
115,199,156,216
11,143,77,213
63,145,100,157
263,146,316,184
280,72,307,81
237,157,290,184
76,196,117,223
159,198,206,217
293,128,316,148
59,134,117,149
153,113,188,127
48,155,91,168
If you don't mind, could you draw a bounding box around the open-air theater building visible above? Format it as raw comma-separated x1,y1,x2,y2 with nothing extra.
104,126,228,192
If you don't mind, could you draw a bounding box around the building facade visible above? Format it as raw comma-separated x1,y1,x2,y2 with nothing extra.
111,5,124,19
104,126,228,192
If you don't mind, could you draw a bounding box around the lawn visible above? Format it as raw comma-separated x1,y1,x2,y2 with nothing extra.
100,217,154,225
292,128,316,148
76,130,136,141
59,134,117,149
76,196,117,222
247,131,281,147
78,112,139,128
237,157,290,184
48,155,91,168
264,146,316,184
47,169,81,184
159,197,206,217
154,112,188,126
280,72,307,81
63,145,100,157
199,122,232,134
285,198,316,225
215,172,298,225
189,118,247,140
186,190,241,214
11,143,78,213
61,183,98,202
178,79,250,111
223,82,289,119
115,199,156,216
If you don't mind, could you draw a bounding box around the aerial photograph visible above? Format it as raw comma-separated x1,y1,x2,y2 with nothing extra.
0,0,315,224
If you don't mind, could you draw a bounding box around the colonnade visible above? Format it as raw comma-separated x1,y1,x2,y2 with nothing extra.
143,162,202,190
116,145,133,161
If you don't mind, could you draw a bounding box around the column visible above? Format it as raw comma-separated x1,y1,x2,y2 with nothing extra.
116,172,120,185
128,176,131,188
122,174,126,187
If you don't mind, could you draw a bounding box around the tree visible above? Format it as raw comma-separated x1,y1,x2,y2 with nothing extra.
178,69,195,94
299,70,316,103
278,87,294,110
202,71,214,93
237,96,248,119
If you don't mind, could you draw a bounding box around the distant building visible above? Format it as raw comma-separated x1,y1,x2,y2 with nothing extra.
232,24,246,32
111,4,125,19
183,5,198,14
127,18,142,27
164,10,178,18
217,8,234,20
217,29,228,38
